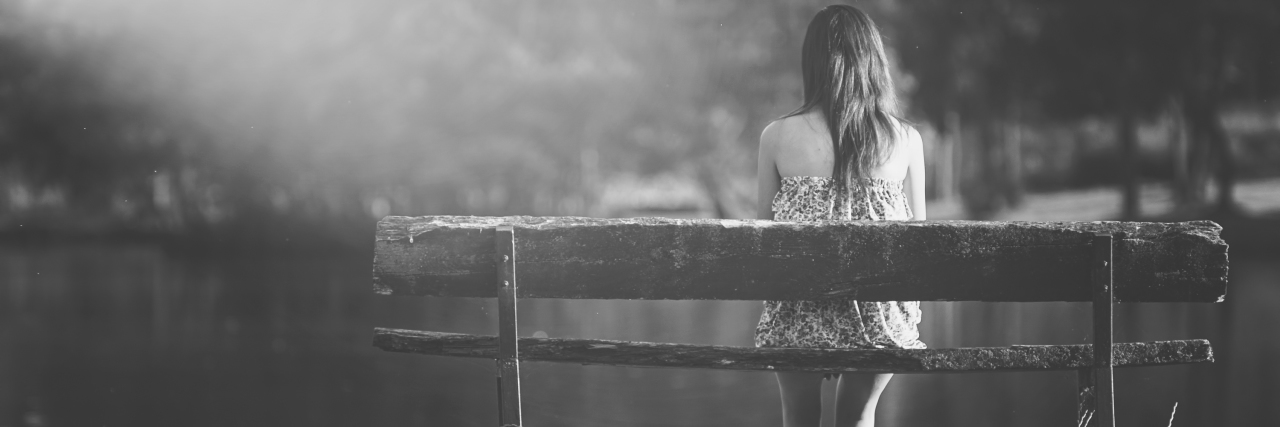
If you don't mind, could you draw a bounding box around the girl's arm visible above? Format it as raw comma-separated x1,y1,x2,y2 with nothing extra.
904,127,927,220
756,123,782,220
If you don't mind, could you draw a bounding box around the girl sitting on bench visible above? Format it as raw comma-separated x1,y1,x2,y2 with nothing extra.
754,5,927,427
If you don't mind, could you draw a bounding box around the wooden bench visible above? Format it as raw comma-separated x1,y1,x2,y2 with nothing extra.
371,216,1228,427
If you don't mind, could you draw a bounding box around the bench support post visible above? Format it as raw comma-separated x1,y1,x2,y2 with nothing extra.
495,226,522,427
1085,233,1115,427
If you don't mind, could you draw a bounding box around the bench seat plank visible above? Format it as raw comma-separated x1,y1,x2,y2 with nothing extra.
373,328,1212,373
373,216,1227,302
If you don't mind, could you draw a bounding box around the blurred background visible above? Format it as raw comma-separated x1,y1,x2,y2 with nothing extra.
1,0,1277,426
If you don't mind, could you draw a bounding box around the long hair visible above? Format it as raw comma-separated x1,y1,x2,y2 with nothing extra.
785,5,902,197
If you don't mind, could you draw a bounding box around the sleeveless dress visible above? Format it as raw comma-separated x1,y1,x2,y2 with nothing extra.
754,176,926,350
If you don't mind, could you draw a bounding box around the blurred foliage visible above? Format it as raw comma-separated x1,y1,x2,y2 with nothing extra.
0,0,1277,245
894,0,1280,217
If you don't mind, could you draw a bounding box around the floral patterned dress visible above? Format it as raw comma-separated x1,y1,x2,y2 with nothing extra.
754,176,926,350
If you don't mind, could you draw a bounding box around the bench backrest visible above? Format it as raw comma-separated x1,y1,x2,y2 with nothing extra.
373,216,1227,303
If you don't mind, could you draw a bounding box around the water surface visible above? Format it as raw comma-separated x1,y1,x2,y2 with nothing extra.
2,242,1275,426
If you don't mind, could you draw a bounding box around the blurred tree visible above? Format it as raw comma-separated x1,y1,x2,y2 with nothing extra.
0,10,175,216
1034,0,1280,217
895,0,1280,218
891,0,1042,218
6,0,1275,242
1173,0,1280,213
1033,2,1179,219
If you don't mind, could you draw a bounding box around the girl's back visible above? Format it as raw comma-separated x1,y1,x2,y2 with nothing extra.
757,110,925,222
755,108,926,350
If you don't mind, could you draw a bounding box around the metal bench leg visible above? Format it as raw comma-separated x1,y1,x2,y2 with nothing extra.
1077,368,1096,427
1091,233,1115,427
496,226,522,427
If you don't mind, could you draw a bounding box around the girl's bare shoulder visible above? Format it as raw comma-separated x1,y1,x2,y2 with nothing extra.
894,119,922,152
889,117,918,139
762,112,833,177
761,112,828,151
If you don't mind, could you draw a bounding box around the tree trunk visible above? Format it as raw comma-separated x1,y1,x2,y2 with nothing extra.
938,110,962,201
1181,106,1212,209
1181,102,1233,213
961,118,1006,218
1170,102,1191,207
1005,116,1024,207
1118,112,1140,219
1206,115,1236,213
696,168,731,220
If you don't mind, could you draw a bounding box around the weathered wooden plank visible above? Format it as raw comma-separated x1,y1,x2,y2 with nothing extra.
372,328,1214,373
372,216,1228,302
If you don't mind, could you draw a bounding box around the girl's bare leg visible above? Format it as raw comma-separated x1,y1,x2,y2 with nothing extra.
834,373,893,427
776,372,824,427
